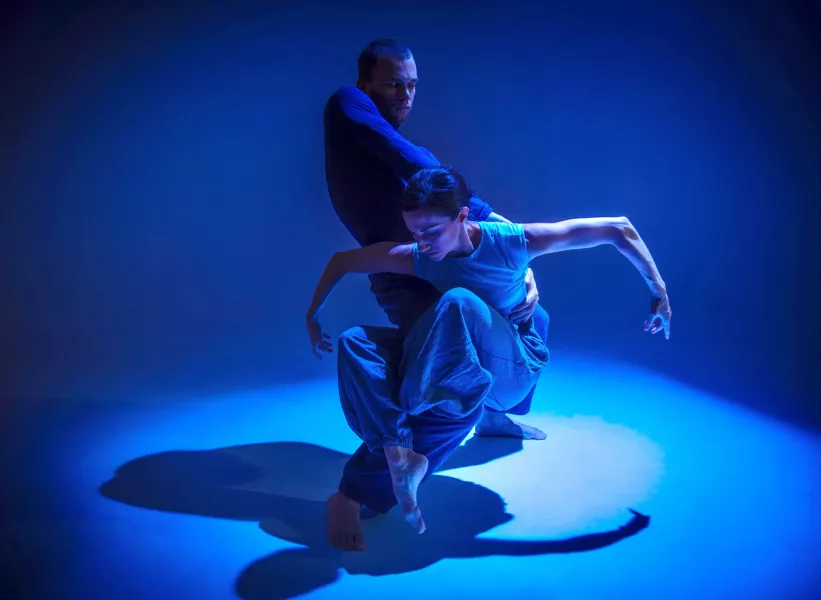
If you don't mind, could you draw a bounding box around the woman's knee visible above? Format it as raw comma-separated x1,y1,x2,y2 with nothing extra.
434,288,493,332
439,288,486,313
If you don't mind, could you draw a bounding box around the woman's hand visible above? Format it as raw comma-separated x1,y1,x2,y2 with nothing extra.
644,291,672,340
307,316,333,359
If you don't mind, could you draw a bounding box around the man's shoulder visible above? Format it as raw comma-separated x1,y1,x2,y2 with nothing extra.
325,86,372,111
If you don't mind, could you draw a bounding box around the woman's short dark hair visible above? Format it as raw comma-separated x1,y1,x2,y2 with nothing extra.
402,166,473,219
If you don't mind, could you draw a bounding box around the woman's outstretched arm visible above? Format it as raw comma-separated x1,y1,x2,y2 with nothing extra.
524,216,671,338
305,242,415,357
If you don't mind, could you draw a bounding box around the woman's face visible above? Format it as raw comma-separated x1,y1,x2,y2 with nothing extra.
403,206,469,261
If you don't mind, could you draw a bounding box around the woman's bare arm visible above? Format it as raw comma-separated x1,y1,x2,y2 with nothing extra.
524,216,671,338
306,242,415,323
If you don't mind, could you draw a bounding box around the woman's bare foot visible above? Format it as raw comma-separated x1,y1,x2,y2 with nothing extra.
475,411,547,440
383,445,429,534
326,491,366,551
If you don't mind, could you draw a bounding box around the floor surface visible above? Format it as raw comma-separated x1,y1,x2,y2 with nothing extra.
2,351,819,599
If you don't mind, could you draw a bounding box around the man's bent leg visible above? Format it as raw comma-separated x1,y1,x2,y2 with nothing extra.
337,326,412,450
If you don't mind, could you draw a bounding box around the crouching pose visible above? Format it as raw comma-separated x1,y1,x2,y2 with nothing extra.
306,166,672,551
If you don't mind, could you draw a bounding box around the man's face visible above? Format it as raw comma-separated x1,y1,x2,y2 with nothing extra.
359,56,418,126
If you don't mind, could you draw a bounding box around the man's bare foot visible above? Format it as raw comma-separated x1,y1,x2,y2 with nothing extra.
326,491,366,551
475,411,547,440
383,445,429,534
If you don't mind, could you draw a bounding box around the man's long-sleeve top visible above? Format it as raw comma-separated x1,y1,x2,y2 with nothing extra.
323,86,494,331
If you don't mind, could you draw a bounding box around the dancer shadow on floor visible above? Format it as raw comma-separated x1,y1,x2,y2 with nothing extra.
100,437,650,600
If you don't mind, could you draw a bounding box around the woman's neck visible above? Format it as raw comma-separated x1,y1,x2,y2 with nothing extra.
451,221,481,257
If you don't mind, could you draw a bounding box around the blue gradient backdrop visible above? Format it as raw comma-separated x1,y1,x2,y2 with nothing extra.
2,1,821,599
1,1,818,421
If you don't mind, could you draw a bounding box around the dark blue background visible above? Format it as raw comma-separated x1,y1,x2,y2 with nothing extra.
1,0,818,428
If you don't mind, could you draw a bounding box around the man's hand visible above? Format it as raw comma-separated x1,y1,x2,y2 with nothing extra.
509,268,540,325
644,291,672,340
